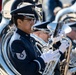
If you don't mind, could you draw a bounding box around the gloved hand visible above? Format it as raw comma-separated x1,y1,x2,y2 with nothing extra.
59,40,69,54
41,50,60,63
52,35,63,43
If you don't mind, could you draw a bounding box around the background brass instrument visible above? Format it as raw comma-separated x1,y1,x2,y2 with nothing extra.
60,37,72,75
53,2,76,23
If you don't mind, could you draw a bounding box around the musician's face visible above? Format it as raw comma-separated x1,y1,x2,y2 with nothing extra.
17,17,35,34
39,32,50,42
67,28,76,40
33,31,50,42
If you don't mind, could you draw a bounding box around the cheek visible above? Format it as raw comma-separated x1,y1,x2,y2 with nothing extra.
25,25,31,30
24,22,30,27
70,31,76,39
72,31,76,35
40,34,47,39
44,34,49,38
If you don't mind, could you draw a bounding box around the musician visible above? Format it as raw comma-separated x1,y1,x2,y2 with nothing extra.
32,30,61,75
31,21,63,75
31,21,50,43
9,4,69,75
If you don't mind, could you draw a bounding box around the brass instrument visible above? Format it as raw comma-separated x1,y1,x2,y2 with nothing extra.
53,2,76,23
0,1,75,75
53,2,76,75
32,3,76,73
1,27,21,75
42,35,72,75
42,55,60,75
60,37,72,75
31,25,72,75
31,33,47,53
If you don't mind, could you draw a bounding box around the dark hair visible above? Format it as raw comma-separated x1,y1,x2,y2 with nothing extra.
12,14,25,26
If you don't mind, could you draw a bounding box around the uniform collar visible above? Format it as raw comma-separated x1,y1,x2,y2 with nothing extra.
16,28,30,39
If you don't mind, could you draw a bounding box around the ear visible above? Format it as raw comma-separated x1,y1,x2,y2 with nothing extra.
17,19,22,25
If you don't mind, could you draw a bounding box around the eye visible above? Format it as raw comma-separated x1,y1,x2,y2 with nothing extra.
24,18,36,23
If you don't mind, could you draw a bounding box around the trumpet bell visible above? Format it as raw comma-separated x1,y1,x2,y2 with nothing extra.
54,2,76,22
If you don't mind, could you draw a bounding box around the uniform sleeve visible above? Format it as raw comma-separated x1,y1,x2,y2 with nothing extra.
11,40,45,75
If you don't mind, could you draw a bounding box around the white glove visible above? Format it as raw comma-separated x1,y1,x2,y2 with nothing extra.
59,40,69,54
41,50,59,63
52,36,62,43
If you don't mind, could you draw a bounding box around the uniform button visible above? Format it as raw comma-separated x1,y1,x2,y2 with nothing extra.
31,40,33,42
20,54,24,58
26,34,28,36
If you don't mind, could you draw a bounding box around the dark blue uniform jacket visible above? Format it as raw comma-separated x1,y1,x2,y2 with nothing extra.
9,29,45,75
